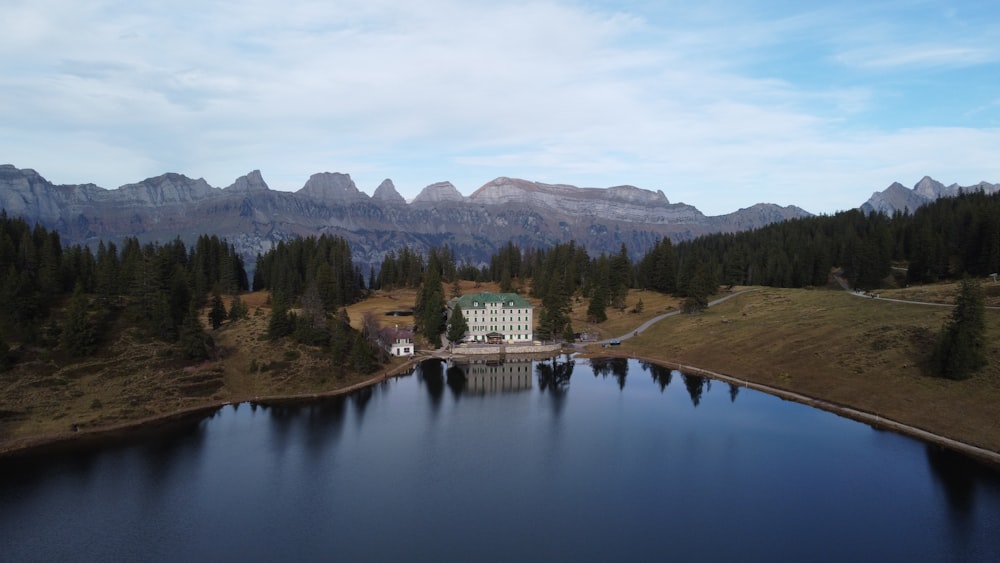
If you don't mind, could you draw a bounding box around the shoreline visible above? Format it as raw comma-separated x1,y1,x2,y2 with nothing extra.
4,350,999,470
0,359,419,460
611,351,1000,469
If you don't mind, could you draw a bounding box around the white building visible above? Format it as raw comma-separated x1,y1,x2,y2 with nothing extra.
378,325,414,357
452,292,534,343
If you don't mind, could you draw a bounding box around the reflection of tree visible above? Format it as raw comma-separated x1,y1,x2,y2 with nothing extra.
419,359,446,409
351,385,373,420
682,372,706,407
590,357,629,390
728,382,740,403
925,444,978,521
446,365,466,399
305,397,348,456
265,404,300,454
140,415,208,487
640,361,674,392
536,355,574,416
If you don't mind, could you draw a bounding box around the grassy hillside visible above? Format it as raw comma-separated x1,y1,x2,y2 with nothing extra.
0,291,410,451
3,279,998,459
601,284,1000,453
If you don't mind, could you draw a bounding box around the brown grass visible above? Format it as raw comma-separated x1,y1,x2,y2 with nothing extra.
4,279,1000,459
0,291,409,451
598,286,1000,453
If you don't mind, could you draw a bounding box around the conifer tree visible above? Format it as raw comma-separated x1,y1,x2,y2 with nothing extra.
178,305,214,361
932,278,987,380
61,282,97,357
415,255,445,347
447,304,468,343
329,308,353,373
208,292,227,329
268,294,295,340
0,330,13,372
587,285,608,323
228,294,248,321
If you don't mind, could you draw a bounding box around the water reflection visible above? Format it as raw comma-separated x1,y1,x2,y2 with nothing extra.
351,385,374,419
419,359,446,409
640,361,674,392
926,443,980,519
682,372,706,407
590,357,629,390
459,359,534,394
304,397,348,457
3,357,1000,563
728,382,740,403
138,417,208,487
536,355,575,416
446,364,466,399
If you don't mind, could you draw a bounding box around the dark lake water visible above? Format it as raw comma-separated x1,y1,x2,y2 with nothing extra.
2,356,999,562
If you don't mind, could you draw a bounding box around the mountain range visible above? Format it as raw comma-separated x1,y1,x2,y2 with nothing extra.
1,164,995,273
859,176,1000,215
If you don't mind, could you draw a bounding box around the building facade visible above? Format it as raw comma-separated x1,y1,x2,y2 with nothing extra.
378,325,414,357
452,292,534,343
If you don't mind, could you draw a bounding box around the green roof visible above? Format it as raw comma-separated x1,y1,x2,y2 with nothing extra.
454,292,532,310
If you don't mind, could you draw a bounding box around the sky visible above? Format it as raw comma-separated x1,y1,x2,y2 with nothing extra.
2,0,998,215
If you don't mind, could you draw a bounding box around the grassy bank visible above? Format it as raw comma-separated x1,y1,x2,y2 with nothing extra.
595,286,1000,454
0,290,412,455
3,281,999,460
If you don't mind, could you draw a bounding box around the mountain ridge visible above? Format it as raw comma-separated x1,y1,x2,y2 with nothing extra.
6,164,989,275
860,175,1000,215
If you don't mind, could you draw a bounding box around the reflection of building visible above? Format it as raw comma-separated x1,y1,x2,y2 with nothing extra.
452,292,534,343
378,325,414,357
455,359,534,393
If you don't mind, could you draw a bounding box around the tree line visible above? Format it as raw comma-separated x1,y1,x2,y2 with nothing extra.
0,210,248,365
6,189,992,376
667,189,1000,291
251,234,381,375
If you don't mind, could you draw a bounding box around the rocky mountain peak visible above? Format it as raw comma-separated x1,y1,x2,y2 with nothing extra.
117,173,215,206
224,170,270,193
857,177,1000,215
712,203,812,231
605,184,671,205
373,179,406,204
413,181,465,204
913,176,947,199
297,172,365,201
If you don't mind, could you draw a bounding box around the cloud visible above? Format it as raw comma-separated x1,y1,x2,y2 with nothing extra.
0,0,998,216
835,44,998,69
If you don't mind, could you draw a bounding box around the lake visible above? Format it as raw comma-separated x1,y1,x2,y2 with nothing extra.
2,356,999,562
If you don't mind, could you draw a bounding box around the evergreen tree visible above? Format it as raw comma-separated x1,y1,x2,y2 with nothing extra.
228,294,248,321
415,254,446,347
268,294,296,340
932,278,987,380
609,243,631,310
678,248,716,313
294,282,330,345
329,308,353,375
61,282,97,357
178,305,214,361
447,304,468,343
349,332,377,374
0,330,13,372
586,285,608,323
208,292,227,329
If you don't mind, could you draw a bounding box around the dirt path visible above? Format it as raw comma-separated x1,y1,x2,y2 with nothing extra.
601,288,759,345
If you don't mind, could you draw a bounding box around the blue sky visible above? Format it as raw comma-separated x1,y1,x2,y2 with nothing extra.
2,0,998,215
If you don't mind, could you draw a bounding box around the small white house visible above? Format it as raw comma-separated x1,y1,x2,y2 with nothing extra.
378,325,414,357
